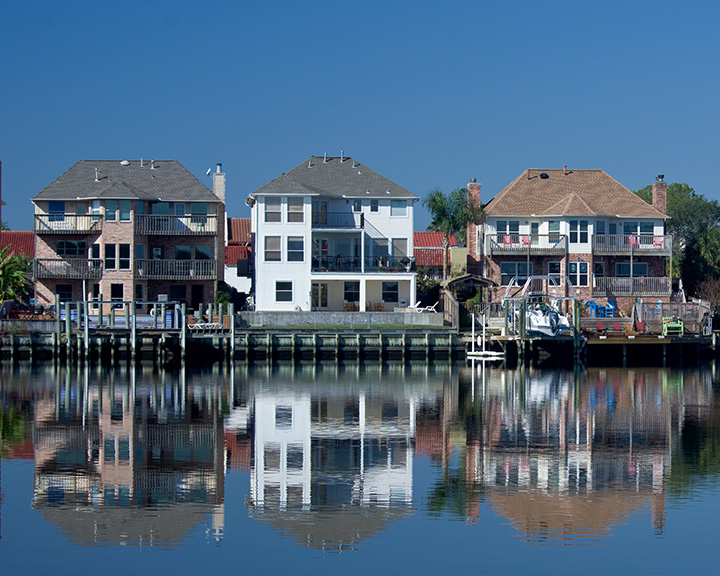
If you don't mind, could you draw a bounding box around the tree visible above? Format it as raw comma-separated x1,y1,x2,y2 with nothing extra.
636,183,720,295
0,246,31,302
423,187,483,280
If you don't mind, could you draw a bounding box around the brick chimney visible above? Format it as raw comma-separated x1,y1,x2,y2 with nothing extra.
652,175,667,215
466,179,481,275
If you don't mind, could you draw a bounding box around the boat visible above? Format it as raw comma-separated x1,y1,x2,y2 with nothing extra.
524,301,572,337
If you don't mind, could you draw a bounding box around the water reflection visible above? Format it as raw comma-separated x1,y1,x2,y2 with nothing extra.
1,361,720,550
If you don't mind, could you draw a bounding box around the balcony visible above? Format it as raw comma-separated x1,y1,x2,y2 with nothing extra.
34,258,103,280
312,255,414,273
489,234,567,255
34,214,103,235
135,259,216,280
592,276,671,297
134,214,218,235
312,212,364,230
593,234,672,256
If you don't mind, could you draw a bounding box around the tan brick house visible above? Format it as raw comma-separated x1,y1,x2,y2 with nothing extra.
467,169,671,310
32,160,225,311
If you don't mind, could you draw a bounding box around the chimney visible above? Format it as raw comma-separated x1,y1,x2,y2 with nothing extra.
466,178,482,275
563,164,568,175
213,163,226,203
652,174,667,215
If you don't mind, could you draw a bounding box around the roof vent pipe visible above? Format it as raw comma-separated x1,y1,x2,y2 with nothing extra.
216,163,222,173
151,160,156,170
340,150,345,162
140,158,144,167
323,153,328,163
352,159,357,168
94,168,99,182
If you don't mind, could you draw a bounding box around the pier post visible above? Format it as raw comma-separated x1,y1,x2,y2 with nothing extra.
229,303,235,359
130,301,137,361
83,300,90,360
55,294,61,358
181,303,187,362
65,302,71,361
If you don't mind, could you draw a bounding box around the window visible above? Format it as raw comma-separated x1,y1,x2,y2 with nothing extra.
91,243,100,260
265,197,282,222
169,285,186,302
392,238,408,258
548,220,560,243
390,200,407,217
48,200,65,222
152,247,163,260
110,283,123,303
595,220,606,235
195,246,212,260
352,200,362,212
91,283,100,309
370,199,379,212
135,201,145,215
77,202,86,215
276,281,293,302
569,220,589,243
265,236,281,261
91,200,102,221
496,220,520,242
568,262,589,286
175,245,191,260
593,262,605,277
105,200,117,222
119,244,131,269
287,197,304,222
135,244,145,260
373,238,389,258
344,281,360,303
56,284,72,303
135,284,144,308
500,262,532,285
530,222,539,244
287,237,304,262
151,202,169,215
57,240,85,256
191,202,207,226
119,200,131,221
105,244,116,269
608,221,618,235
640,221,653,235
382,281,399,303
548,261,561,284
616,262,648,277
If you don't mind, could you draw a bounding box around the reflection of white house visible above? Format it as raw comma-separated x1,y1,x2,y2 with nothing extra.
247,155,417,312
249,390,415,511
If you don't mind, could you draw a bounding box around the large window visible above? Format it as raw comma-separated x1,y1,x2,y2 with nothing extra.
195,246,212,260
276,281,293,302
265,236,281,261
49,201,65,221
56,284,72,303
370,199,379,212
344,281,360,303
569,220,589,243
287,197,304,222
390,200,407,217
382,281,399,303
568,262,589,286
175,245,191,260
57,240,86,257
287,237,304,262
119,200,131,221
500,262,532,285
616,262,648,277
265,197,282,222
352,200,362,212
548,220,560,243
548,261,561,284
105,200,117,222
119,244,131,269
105,244,116,269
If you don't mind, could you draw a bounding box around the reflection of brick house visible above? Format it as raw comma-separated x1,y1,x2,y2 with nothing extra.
467,169,671,306
31,160,226,311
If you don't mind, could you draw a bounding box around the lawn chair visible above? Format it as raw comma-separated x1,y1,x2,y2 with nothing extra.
422,302,439,313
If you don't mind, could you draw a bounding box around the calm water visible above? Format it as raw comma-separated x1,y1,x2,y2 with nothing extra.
2,360,720,575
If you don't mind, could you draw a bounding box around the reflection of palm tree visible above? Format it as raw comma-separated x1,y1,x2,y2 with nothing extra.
0,405,27,457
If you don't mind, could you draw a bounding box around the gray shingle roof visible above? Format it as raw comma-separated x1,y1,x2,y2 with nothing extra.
250,156,417,199
485,169,667,218
32,160,219,202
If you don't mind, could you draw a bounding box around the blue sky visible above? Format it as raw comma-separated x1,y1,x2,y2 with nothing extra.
2,0,718,232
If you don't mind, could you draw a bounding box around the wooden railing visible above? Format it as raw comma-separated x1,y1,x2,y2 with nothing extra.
593,234,672,255
134,214,218,235
34,258,103,279
134,259,216,280
489,234,566,255
34,214,103,234
593,276,671,296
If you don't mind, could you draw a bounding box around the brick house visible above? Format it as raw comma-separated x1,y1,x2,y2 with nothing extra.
467,169,671,310
32,160,225,311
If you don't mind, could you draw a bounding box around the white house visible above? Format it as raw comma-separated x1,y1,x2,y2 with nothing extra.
247,155,417,312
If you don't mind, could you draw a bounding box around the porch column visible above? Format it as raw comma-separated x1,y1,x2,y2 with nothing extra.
409,274,417,309
361,229,366,273
359,278,367,311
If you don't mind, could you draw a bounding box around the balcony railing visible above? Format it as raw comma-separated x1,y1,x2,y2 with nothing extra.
34,258,103,280
312,212,364,229
489,234,567,255
34,214,103,234
311,255,414,273
592,276,671,297
593,234,672,256
134,259,216,280
134,214,218,235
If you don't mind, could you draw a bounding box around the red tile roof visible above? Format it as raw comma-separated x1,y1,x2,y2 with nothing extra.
228,218,251,245
414,232,458,248
0,231,35,258
225,245,252,266
415,248,447,267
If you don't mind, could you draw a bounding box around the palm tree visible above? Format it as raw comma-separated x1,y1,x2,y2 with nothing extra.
423,187,482,279
0,246,30,302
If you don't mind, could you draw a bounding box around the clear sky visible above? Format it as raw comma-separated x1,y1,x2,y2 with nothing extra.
2,0,718,233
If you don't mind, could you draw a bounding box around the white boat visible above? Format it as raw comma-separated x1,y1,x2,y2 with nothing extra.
524,301,572,337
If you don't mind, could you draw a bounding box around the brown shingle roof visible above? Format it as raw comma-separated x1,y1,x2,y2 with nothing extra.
227,218,251,245
0,231,35,258
485,169,667,218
